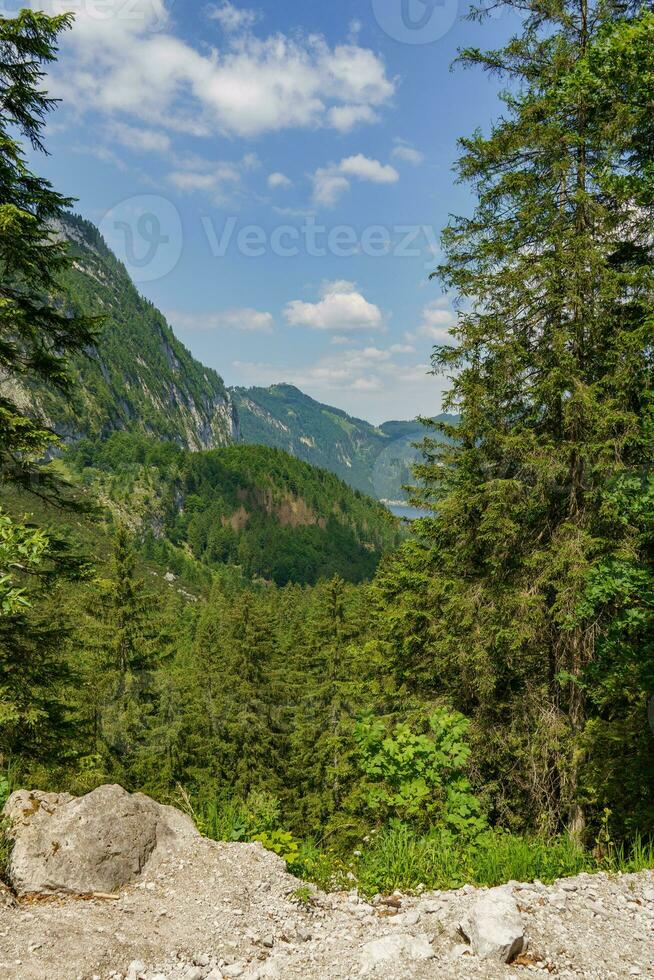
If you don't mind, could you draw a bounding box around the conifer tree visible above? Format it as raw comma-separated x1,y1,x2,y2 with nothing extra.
0,12,95,773
405,1,654,835
1,10,95,479
82,525,158,784
289,578,363,831
190,586,276,799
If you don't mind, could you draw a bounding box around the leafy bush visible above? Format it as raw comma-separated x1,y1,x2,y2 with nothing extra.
352,709,486,837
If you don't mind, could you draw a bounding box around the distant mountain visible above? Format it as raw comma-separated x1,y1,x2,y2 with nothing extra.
24,214,237,450
232,384,455,500
6,211,450,499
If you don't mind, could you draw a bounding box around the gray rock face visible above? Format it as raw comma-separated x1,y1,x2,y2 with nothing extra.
460,887,525,963
4,784,198,896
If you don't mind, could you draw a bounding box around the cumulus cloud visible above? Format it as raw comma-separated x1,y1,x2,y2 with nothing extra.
392,140,425,166
327,104,378,132
41,3,395,140
339,154,398,183
209,2,259,32
407,301,457,344
284,280,384,333
168,308,274,333
312,154,399,206
268,172,293,190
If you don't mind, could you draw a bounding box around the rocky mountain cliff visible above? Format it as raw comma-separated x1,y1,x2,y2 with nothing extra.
32,214,238,450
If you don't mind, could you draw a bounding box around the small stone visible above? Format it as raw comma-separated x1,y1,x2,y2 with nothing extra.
390,909,421,927
194,954,211,967
560,881,578,893
419,899,442,914
222,965,244,979
262,936,274,948
548,891,568,910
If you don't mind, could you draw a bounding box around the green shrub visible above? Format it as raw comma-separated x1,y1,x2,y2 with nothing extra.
352,709,486,837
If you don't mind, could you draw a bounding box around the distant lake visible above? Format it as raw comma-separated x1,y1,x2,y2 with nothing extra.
387,503,429,521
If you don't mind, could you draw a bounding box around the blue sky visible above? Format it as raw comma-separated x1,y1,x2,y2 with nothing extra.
33,0,517,424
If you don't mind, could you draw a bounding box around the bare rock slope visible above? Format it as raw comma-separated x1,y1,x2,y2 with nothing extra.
1,786,653,979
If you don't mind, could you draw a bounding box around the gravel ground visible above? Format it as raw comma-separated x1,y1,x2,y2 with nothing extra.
0,832,653,979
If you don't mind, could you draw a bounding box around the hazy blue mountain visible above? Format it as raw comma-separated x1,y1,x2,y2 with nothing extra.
232,384,454,500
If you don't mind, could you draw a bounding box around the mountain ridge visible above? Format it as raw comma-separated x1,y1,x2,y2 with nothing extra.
232,383,454,499
26,213,239,451
13,213,444,500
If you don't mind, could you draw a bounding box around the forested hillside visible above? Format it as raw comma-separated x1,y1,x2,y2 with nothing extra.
233,383,454,499
19,213,238,450
71,434,401,586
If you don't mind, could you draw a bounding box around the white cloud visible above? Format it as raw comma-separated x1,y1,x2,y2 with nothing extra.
284,280,384,333
44,4,395,140
268,172,292,190
312,169,351,207
209,2,259,32
390,343,416,354
392,140,425,166
339,154,399,184
312,154,399,206
168,308,274,333
327,104,378,132
168,160,242,202
407,301,457,344
109,122,171,154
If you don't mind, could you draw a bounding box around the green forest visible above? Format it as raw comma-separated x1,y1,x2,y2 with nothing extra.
1,3,653,898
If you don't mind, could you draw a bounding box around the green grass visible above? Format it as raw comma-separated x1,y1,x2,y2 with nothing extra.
348,826,654,895
190,794,654,896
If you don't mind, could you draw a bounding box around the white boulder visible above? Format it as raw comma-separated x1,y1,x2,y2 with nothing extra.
460,887,525,963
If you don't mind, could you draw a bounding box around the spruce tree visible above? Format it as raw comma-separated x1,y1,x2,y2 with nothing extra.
289,577,363,832
1,10,95,477
0,12,95,773
406,1,654,836
81,525,158,785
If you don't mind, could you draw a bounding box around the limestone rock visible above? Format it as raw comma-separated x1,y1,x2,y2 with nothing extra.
360,934,434,974
460,887,525,963
3,784,198,896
